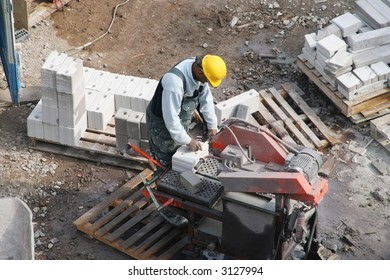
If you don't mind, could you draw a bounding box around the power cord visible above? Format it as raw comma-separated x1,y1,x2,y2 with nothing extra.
65,0,130,55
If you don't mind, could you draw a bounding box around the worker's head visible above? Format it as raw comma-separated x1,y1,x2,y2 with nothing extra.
195,55,227,87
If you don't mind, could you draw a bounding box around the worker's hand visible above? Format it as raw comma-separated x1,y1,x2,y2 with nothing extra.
208,129,218,137
187,138,202,151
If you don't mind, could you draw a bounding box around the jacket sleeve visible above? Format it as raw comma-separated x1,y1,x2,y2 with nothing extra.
161,73,192,145
198,83,218,130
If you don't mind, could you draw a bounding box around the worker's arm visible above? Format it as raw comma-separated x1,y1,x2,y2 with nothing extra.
198,84,218,131
161,73,192,145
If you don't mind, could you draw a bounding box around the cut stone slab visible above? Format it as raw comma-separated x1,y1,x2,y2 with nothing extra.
356,0,390,29
353,66,378,86
352,44,390,68
346,26,390,51
337,72,362,92
316,23,342,41
331,12,362,37
370,61,390,80
316,34,347,58
304,32,317,50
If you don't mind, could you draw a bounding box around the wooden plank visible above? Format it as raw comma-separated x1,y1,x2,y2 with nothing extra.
132,224,172,256
120,215,165,249
140,228,182,259
269,87,325,148
360,100,390,117
259,89,314,148
95,198,150,238
105,204,156,242
73,169,153,228
155,235,188,260
87,126,116,137
282,83,340,146
350,93,390,116
28,0,72,28
350,109,390,124
81,131,116,146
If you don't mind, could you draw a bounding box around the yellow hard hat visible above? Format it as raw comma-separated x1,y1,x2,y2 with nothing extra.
202,55,227,88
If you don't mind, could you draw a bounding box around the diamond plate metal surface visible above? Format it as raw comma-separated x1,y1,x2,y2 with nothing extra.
157,169,223,207
196,158,220,179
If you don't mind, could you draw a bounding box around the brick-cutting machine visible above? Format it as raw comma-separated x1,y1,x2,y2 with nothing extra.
143,118,328,259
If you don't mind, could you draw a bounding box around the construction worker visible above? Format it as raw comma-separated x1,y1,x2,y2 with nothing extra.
146,55,227,169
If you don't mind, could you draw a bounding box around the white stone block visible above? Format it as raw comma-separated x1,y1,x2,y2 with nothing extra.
317,34,347,58
100,73,126,95
304,33,317,50
316,23,342,41
59,113,87,146
83,67,96,86
87,92,115,130
41,87,58,107
130,78,158,112
58,94,86,128
370,61,390,80
114,76,142,110
337,72,362,93
56,57,84,94
42,104,59,125
352,44,390,68
140,139,150,153
41,52,68,89
346,26,390,51
27,101,44,139
116,134,128,152
172,142,209,172
140,114,148,140
115,107,132,136
126,110,144,140
353,66,378,86
43,122,59,143
339,79,388,100
215,89,259,125
85,89,99,109
84,69,110,91
332,12,362,37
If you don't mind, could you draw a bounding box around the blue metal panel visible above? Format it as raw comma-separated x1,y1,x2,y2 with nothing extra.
0,0,20,104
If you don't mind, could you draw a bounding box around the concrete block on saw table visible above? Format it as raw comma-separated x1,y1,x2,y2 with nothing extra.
42,104,59,125
41,51,68,89
87,92,115,130
331,12,362,37
27,101,44,139
58,113,87,146
114,76,142,111
214,89,259,125
126,110,144,140
100,72,126,95
353,66,378,86
56,56,84,94
180,170,202,193
370,61,390,80
316,34,347,58
316,23,342,41
130,78,158,113
346,26,390,51
84,69,110,91
41,87,58,108
115,107,132,136
172,142,209,173
43,122,59,143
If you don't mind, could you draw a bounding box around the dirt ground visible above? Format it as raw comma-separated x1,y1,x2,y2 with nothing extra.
0,0,389,260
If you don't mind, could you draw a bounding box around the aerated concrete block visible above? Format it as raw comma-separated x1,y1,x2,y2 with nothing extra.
353,66,378,86
317,34,347,58
27,101,44,139
56,57,84,94
114,76,142,110
140,139,150,153
140,114,148,140
85,89,99,109
130,78,158,113
215,89,260,125
83,67,95,86
339,79,388,100
116,134,129,152
304,32,317,50
346,26,390,51
84,69,110,91
356,0,390,29
43,122,59,142
41,87,58,108
115,107,132,136
352,44,390,68
41,51,68,89
58,94,86,128
59,113,87,146
331,12,362,37
42,104,59,125
370,61,390,80
337,72,362,93
180,170,202,193
100,73,126,95
126,110,144,139
87,92,115,130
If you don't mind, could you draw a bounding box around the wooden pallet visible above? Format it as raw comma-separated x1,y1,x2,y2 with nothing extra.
74,169,188,260
297,54,390,123
370,114,390,153
29,116,149,171
255,82,339,149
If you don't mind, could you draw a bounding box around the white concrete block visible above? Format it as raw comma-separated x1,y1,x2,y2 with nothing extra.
352,44,390,68
41,51,68,89
327,50,353,70
27,101,44,139
115,107,132,136
370,61,390,80
56,56,84,94
85,89,99,109
353,66,378,86
140,114,148,140
140,139,150,153
215,89,259,125
317,34,347,58
87,92,115,130
331,12,362,37
42,104,59,125
337,72,362,93
346,26,390,51
43,122,59,143
302,48,316,66
114,76,142,110
356,0,390,29
100,73,126,95
58,84,87,127
130,78,158,112
84,69,110,91
126,110,144,140
59,113,87,146
41,87,58,108
304,33,317,50
116,134,128,152
172,142,209,173
339,79,388,100
316,23,342,41
83,67,96,86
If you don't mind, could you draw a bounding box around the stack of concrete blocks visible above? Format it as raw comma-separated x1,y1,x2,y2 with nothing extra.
214,89,260,126
27,52,87,147
114,108,149,154
301,1,390,102
114,76,141,111
172,141,209,172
